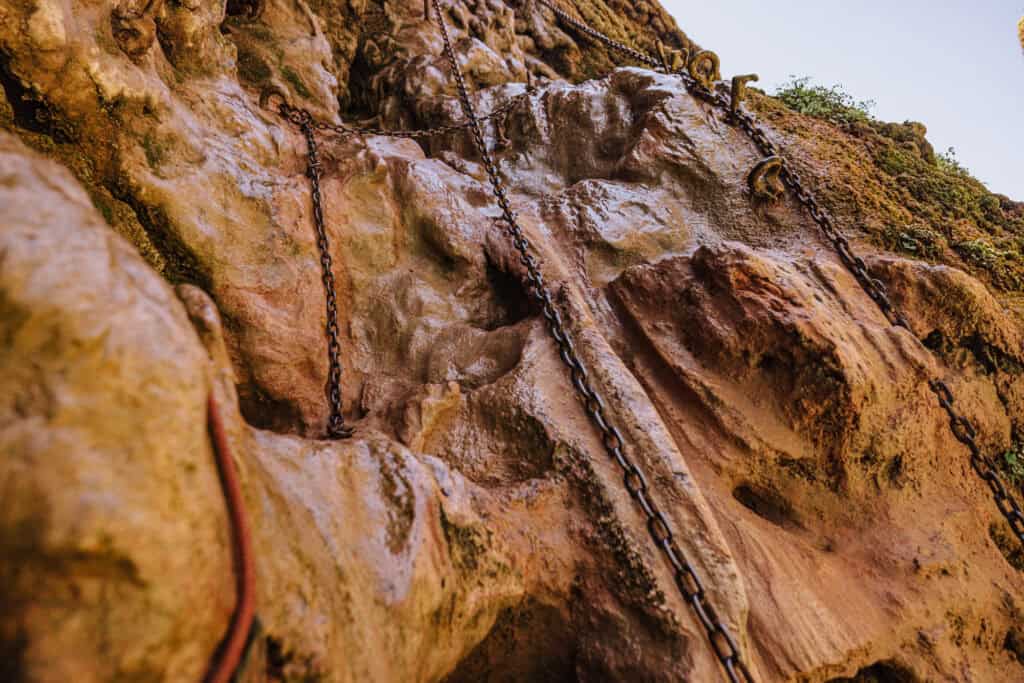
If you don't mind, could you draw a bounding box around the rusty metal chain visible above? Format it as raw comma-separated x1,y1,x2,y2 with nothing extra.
283,106,354,439
270,90,529,439
703,62,1024,556
541,0,1024,550
536,0,661,69
430,1,754,681
929,378,1024,543
304,93,530,139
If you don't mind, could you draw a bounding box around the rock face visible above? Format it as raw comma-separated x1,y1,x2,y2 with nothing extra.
1,1,1022,682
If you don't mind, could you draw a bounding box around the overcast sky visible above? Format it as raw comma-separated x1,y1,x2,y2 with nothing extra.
660,0,1023,199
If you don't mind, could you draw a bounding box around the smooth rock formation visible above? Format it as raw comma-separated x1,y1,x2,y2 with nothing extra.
1,0,1022,681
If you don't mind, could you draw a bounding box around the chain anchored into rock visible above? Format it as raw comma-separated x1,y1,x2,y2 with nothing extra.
747,155,785,202
261,87,531,439
254,4,1021,680
730,74,759,115
721,96,1023,550
283,105,354,439
539,0,1024,555
429,1,754,681
688,49,721,91
657,41,688,72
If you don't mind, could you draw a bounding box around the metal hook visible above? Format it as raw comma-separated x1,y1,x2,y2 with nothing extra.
656,41,670,71
747,155,785,202
730,74,759,114
258,85,290,112
656,41,687,72
258,85,310,126
687,49,720,90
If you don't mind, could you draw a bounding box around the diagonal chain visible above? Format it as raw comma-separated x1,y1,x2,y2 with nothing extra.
720,101,1024,550
536,0,661,69
540,0,1024,550
429,1,755,681
266,2,1020,678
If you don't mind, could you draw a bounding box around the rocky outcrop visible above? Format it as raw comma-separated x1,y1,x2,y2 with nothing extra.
1,0,1022,681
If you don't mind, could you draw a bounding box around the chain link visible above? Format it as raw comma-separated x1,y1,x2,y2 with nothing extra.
536,0,661,69
281,94,530,140
714,66,1024,553
928,379,1024,542
265,1,1021,677
542,0,1024,551
430,1,754,680
272,87,530,439
291,109,354,439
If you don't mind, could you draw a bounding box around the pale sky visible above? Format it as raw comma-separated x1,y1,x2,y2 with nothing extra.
660,0,1023,199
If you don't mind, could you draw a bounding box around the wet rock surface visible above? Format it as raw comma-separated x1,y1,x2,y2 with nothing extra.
1,0,1022,681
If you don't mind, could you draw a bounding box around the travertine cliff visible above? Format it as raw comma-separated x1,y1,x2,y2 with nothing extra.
1,1,1022,681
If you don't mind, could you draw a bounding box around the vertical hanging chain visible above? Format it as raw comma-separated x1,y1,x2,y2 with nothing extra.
288,107,354,439
265,89,530,439
429,1,755,681
538,0,1024,549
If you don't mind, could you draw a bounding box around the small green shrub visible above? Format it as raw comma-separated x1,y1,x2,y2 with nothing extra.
141,133,168,169
281,66,312,99
883,224,944,260
936,146,970,177
1003,445,1024,487
774,76,875,125
954,239,1024,290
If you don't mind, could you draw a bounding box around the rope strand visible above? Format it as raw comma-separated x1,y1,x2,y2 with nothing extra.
204,391,257,683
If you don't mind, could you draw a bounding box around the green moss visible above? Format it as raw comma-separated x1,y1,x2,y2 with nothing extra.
857,126,1024,289
235,47,272,85
875,145,914,176
774,76,875,125
439,505,487,574
991,443,1024,569
1003,444,1024,487
281,66,312,99
759,76,1024,297
141,133,168,170
955,239,1024,290
881,224,944,260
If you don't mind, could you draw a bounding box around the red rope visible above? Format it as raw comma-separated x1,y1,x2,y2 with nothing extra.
204,391,257,683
